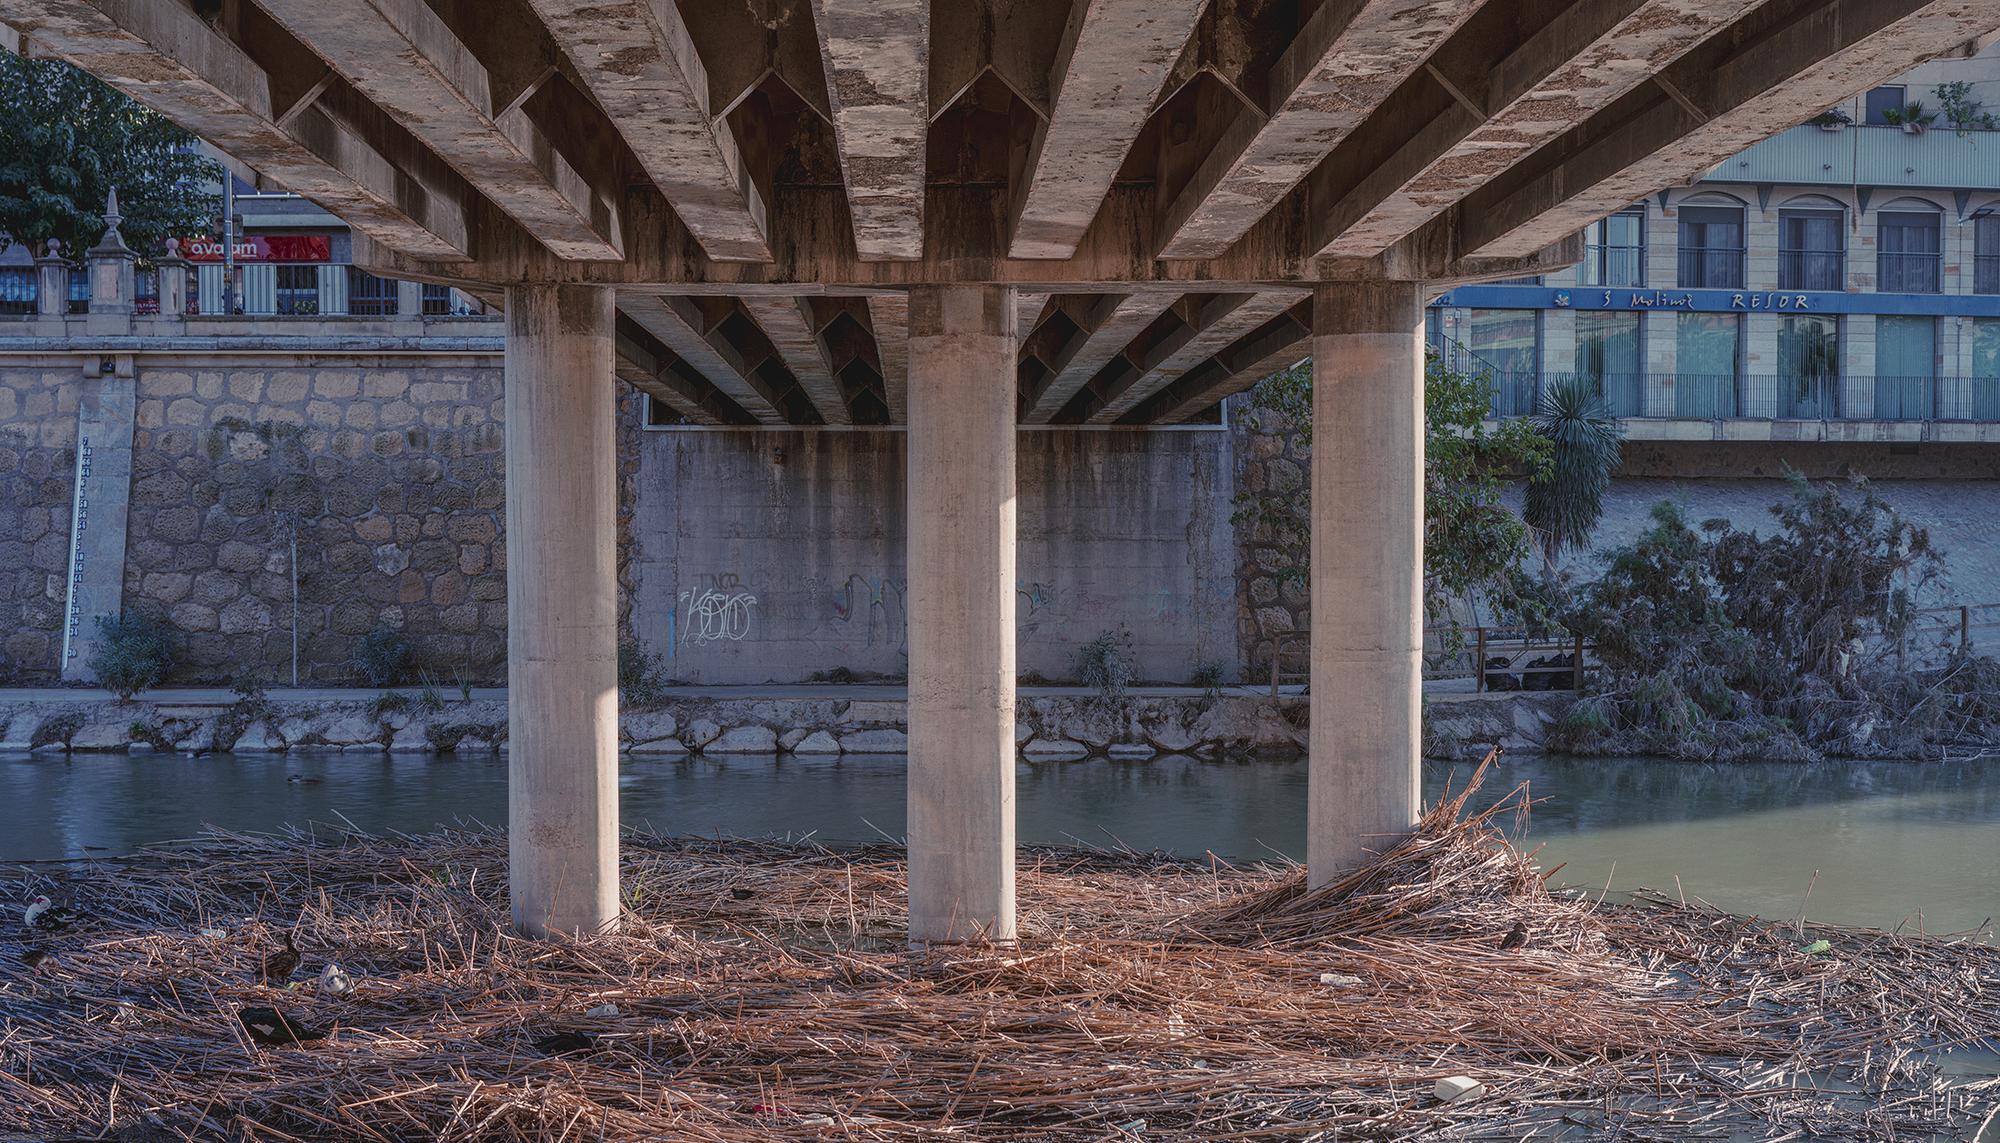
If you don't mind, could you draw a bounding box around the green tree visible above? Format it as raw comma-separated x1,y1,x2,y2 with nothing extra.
0,54,220,258
1523,374,1625,565
1233,352,1549,625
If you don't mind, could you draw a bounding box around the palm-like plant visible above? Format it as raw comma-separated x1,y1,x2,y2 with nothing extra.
1524,374,1626,565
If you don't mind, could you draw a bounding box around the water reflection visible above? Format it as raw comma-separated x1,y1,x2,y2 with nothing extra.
1,750,1994,934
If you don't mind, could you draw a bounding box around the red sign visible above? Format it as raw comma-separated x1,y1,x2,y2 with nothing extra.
176,235,332,263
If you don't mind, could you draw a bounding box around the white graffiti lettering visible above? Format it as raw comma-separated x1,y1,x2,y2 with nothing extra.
679,587,758,643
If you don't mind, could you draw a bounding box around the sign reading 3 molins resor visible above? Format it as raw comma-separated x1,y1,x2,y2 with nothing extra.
176,235,332,262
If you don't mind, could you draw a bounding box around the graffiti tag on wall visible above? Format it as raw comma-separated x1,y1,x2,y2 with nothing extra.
678,579,758,644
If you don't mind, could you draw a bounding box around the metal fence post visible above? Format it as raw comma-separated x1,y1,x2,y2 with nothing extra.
1474,627,1487,693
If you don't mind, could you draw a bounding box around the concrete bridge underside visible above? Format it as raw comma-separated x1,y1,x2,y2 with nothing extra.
7,0,1994,939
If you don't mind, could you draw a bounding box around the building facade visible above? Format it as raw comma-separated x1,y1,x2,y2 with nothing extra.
1429,45,2000,443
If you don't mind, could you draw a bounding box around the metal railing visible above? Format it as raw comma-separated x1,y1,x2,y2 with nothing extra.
1901,603,2000,666
1877,250,1942,293
1265,628,1593,696
1973,254,2000,295
1778,250,1845,291
1485,372,2000,423
0,266,34,315
1677,246,1746,288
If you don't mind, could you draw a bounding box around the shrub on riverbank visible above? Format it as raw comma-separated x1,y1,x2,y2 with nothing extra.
1550,473,1998,761
87,612,176,700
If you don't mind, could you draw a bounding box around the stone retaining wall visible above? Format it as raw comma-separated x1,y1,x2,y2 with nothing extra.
0,689,1576,760
0,356,644,686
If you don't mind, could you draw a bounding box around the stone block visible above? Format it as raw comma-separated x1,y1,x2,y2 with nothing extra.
322,712,382,746
71,712,138,751
622,709,678,745
1021,737,1088,761
684,718,722,749
233,720,283,752
707,725,777,754
628,737,689,755
0,710,39,750
792,730,841,754
839,728,908,754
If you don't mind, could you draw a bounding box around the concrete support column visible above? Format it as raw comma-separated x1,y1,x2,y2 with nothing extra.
1308,281,1423,885
505,284,619,937
905,285,1017,945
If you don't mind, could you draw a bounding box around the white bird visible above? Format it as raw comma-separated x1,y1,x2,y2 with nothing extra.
22,895,50,928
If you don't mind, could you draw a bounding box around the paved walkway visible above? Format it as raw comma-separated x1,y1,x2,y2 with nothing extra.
0,679,1516,704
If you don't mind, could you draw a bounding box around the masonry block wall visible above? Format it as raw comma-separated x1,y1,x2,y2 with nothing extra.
0,368,81,676
0,351,647,686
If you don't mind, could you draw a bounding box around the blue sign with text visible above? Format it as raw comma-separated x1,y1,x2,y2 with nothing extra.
1432,285,2000,318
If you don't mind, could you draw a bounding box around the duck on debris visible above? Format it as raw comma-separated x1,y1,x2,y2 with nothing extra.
533,1030,596,1055
239,1005,325,1046
1498,922,1529,951
23,895,77,931
260,930,301,984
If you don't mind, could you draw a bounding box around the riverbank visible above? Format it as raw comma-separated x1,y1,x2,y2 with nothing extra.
5,766,1993,1141
0,685,1577,760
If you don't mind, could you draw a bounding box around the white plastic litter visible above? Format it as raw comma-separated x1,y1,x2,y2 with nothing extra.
1434,1075,1486,1103
585,1003,620,1018
1318,972,1363,987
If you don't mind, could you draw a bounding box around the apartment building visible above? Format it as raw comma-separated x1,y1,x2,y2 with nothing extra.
1429,42,2000,440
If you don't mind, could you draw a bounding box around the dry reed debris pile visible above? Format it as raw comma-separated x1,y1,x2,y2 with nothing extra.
3,760,1996,1140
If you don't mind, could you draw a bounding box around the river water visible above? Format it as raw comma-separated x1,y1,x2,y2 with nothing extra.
3,750,1996,935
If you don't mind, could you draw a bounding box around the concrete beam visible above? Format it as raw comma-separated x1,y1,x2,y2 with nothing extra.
1019,292,1178,423
1009,0,1208,260
739,295,852,425
256,0,621,261
618,294,789,425
613,323,736,426
1084,288,1307,423
506,283,620,937
1309,280,1422,884
810,0,928,262
1465,0,2000,258
1129,301,1310,423
1157,0,1481,260
527,0,771,263
1316,0,1748,257
0,0,469,260
906,285,1016,946
1016,291,1052,338
866,294,911,423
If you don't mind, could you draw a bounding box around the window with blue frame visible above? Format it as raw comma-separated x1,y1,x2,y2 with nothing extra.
1778,315,1839,418
1975,215,2000,295
1778,208,1844,291
1582,209,1645,287
1577,311,1642,416
1678,205,1746,288
1874,315,1935,419
1466,309,1539,415
1864,86,1905,125
1877,211,1941,293
1675,313,1738,417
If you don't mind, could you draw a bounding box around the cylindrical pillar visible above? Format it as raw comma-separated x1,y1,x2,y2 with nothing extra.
906,285,1017,944
505,283,620,936
1308,280,1424,885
